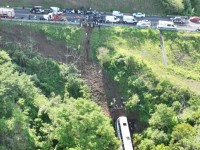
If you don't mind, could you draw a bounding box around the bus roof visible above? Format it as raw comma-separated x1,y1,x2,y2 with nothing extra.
117,116,133,150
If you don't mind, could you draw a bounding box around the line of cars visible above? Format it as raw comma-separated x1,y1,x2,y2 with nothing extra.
107,10,151,27
30,6,96,15
24,6,200,31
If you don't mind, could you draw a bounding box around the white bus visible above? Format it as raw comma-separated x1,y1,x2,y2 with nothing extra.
116,116,133,150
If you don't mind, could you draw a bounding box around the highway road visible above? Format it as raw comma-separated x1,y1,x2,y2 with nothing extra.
11,8,200,31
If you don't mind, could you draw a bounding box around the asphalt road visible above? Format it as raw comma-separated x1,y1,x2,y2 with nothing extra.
13,8,200,31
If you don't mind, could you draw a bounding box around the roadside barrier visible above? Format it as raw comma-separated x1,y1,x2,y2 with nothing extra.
0,18,80,25
0,18,199,32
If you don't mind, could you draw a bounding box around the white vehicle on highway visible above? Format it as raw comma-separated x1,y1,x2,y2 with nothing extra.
105,15,120,23
133,12,145,18
157,20,177,30
137,20,151,27
112,11,123,17
49,7,63,14
123,15,137,24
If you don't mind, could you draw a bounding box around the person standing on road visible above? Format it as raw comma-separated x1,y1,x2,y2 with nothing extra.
28,14,31,20
98,22,101,31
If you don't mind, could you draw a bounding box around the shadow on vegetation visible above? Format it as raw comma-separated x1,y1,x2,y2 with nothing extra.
0,22,67,98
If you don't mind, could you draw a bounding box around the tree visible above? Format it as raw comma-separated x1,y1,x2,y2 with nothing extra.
145,128,169,145
182,0,192,15
149,104,178,133
137,138,155,150
191,0,200,15
160,0,185,14
169,123,200,149
44,98,120,150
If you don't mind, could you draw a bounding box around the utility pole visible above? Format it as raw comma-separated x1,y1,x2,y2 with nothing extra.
159,30,167,67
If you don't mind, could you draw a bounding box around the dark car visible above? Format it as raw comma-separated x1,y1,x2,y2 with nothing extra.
170,16,188,24
196,28,200,32
85,8,96,15
77,9,85,15
30,6,45,14
93,14,104,23
65,8,75,14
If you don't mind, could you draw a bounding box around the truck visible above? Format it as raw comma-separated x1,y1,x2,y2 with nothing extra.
105,15,120,23
0,7,15,18
122,15,137,24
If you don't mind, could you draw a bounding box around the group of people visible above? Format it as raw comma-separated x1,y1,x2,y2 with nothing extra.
109,97,126,112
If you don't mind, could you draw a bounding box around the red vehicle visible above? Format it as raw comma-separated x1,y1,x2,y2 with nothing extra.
43,13,66,21
190,16,200,23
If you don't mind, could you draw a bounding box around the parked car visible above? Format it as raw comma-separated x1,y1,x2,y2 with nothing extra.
136,20,151,27
30,6,44,14
65,8,75,13
133,12,145,18
190,16,200,23
112,11,123,17
78,9,85,14
195,28,200,32
49,7,63,14
93,14,104,23
85,8,96,15
170,16,188,24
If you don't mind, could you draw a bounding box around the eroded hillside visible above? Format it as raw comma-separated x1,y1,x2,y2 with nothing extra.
1,22,200,149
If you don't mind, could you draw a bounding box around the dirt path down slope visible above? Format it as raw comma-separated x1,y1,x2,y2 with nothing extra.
79,26,125,119
0,24,126,120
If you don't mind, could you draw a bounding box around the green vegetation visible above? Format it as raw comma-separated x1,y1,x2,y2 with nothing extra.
159,0,184,14
1,0,165,14
0,22,119,149
90,26,200,149
2,0,200,15
1,20,200,149
159,0,200,15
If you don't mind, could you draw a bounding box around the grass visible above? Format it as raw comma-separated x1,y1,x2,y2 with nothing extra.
0,21,85,97
1,0,165,15
90,26,200,95
0,21,84,51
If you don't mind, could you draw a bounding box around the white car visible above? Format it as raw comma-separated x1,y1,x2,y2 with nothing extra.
133,12,145,18
137,20,151,27
49,7,63,14
112,11,123,17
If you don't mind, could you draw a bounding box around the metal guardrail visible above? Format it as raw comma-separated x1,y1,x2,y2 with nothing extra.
0,18,80,25
0,17,199,33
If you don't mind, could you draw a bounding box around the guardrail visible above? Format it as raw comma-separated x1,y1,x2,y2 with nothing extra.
0,18,80,25
0,17,199,33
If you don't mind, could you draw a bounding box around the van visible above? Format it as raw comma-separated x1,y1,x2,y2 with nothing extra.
105,15,120,23
112,11,123,17
123,15,137,24
157,20,177,30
